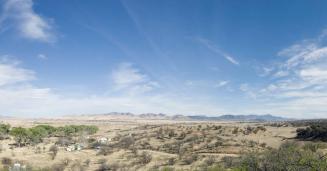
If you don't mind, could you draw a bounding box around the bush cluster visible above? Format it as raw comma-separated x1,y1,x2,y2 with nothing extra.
7,124,98,147
0,124,10,140
208,141,327,171
296,124,327,141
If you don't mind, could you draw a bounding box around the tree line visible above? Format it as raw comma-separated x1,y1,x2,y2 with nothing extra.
0,123,98,147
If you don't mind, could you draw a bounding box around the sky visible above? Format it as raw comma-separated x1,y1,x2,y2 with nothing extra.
0,0,327,118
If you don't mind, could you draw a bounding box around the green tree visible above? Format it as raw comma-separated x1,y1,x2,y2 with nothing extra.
10,127,31,147
34,125,57,136
29,126,48,145
0,123,10,140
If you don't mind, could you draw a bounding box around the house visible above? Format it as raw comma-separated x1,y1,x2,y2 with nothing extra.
10,163,26,171
66,143,83,152
66,145,74,152
76,144,82,150
97,137,110,144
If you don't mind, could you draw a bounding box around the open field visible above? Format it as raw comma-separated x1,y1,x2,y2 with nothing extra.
1,115,324,171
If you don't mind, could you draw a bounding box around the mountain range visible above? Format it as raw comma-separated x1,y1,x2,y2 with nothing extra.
68,112,291,122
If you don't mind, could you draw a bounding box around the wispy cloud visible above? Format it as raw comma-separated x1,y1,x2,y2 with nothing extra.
0,0,55,42
259,67,274,77
0,57,35,86
273,70,289,78
37,54,47,60
111,63,159,95
239,83,249,92
214,80,229,88
239,83,256,99
197,37,240,65
245,29,327,117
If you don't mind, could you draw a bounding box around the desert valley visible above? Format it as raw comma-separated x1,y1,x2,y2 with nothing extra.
0,113,326,171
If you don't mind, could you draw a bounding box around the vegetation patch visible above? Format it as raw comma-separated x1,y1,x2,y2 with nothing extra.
296,123,327,141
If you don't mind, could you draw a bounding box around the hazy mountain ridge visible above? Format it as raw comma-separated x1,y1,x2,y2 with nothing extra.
64,113,291,122
189,114,290,121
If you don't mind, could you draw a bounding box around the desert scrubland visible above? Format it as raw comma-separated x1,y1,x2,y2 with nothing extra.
0,115,326,171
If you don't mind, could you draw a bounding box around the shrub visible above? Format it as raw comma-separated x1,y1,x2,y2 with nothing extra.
29,126,48,145
0,123,10,140
213,125,222,130
182,153,198,165
167,157,176,165
97,163,110,171
49,145,59,160
240,151,260,170
61,158,71,166
248,140,257,147
35,146,42,154
97,146,113,156
51,162,66,171
296,124,327,141
131,146,138,156
160,167,174,171
84,159,91,167
34,125,57,136
97,158,107,164
56,137,73,146
303,142,321,152
118,136,135,149
96,160,118,171
0,124,10,134
109,163,119,171
207,164,226,171
230,141,327,171
221,156,240,168
10,127,31,147
259,142,267,148
1,157,12,166
232,127,239,134
55,125,99,137
205,156,216,166
138,151,152,165
70,160,85,171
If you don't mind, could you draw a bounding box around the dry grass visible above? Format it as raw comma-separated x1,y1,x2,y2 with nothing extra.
0,117,304,170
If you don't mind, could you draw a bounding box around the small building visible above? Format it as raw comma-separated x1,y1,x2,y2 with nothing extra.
66,144,83,152
10,163,26,171
97,137,110,144
66,145,74,152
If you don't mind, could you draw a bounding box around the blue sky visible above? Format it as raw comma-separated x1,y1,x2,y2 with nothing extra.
1,0,327,118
